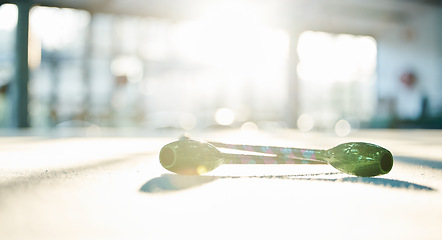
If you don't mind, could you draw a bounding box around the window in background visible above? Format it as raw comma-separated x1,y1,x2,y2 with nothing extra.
0,4,18,126
296,31,377,136
1,2,289,130
139,18,289,129
28,6,90,127
22,5,290,130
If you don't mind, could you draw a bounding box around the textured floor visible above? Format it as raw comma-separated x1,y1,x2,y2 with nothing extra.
0,129,441,240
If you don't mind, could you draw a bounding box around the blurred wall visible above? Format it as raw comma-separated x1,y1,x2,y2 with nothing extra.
377,6,442,119
1,0,441,130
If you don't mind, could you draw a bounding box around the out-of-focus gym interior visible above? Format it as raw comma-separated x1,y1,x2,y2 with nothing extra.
1,0,441,132
0,1,441,240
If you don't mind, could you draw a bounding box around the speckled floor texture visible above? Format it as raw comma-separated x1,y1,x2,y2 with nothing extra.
1,129,441,240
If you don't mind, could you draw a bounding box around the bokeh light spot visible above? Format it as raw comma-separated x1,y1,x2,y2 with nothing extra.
179,113,197,130
297,114,314,132
335,119,351,137
215,108,235,126
241,121,258,133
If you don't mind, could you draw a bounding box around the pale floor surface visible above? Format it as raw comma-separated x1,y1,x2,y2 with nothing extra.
0,129,441,240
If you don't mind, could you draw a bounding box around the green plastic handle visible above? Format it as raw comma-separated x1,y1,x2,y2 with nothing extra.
159,140,393,177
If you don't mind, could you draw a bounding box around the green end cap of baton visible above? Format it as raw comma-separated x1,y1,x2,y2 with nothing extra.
159,140,224,175
325,142,393,177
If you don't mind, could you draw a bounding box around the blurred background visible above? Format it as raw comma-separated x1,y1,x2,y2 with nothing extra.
0,0,441,135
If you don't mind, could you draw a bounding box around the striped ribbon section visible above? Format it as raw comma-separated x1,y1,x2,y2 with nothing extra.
222,153,326,165
210,141,326,162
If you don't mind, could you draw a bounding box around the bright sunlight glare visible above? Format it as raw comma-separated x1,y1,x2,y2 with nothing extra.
0,4,17,31
171,2,288,73
297,31,377,84
296,31,377,130
156,1,289,127
30,6,90,50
